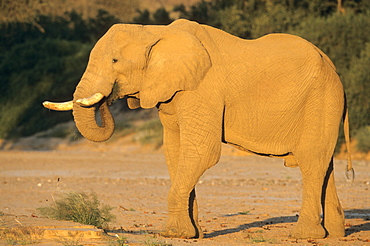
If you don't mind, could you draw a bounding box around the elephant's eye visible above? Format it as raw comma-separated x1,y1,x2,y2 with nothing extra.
112,59,118,63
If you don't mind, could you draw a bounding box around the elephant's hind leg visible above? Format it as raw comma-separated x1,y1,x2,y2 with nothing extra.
291,80,344,239
188,189,204,238
291,154,329,239
322,158,345,237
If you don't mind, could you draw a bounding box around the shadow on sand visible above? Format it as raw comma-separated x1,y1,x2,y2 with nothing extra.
105,209,369,239
204,209,370,238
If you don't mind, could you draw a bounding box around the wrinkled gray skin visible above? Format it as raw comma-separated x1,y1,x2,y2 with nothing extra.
52,19,352,239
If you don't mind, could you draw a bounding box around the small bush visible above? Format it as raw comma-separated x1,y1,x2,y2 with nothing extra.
38,192,115,228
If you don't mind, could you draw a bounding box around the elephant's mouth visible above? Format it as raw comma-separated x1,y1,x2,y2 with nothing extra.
127,91,140,99
105,80,140,105
43,89,139,111
43,91,115,142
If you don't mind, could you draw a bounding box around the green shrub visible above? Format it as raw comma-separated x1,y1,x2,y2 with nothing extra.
38,192,115,228
355,126,370,153
344,42,370,131
109,234,129,246
143,237,172,246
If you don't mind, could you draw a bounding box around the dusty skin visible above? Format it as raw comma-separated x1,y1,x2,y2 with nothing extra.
44,19,353,238
0,144,369,245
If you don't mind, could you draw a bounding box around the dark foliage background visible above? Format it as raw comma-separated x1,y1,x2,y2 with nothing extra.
1,0,369,151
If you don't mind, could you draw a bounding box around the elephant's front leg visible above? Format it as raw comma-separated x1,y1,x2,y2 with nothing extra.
164,186,203,239
159,101,223,239
163,140,221,238
160,121,203,238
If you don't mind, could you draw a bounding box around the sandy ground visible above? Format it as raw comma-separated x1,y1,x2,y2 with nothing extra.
0,145,369,245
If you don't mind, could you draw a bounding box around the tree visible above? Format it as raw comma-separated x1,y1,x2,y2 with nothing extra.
0,0,139,32
345,42,370,131
133,8,173,25
153,8,172,25
0,38,91,138
216,5,251,38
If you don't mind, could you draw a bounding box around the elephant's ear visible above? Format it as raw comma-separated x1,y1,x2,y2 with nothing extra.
139,28,211,109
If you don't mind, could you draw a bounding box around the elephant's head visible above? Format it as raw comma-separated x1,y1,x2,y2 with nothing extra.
43,21,211,142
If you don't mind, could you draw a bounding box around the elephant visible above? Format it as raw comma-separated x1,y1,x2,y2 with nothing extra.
43,19,353,239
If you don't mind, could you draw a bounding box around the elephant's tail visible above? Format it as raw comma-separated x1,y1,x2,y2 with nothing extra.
343,95,354,182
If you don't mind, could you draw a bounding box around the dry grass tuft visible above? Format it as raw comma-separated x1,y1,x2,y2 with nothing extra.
38,191,115,229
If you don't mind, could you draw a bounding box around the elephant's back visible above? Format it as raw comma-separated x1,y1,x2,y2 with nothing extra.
249,33,318,61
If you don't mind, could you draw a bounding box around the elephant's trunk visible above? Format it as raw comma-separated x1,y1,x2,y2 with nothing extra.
72,100,114,142
72,80,115,142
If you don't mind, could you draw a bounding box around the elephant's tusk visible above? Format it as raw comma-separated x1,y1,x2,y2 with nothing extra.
43,101,73,111
76,92,104,106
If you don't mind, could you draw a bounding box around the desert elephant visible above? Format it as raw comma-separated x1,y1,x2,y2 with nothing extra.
43,19,353,239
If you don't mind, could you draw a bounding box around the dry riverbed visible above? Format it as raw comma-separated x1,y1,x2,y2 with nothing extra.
0,146,369,245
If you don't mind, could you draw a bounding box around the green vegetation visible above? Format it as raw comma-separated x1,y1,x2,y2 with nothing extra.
0,0,139,28
355,126,370,153
238,210,250,215
0,38,90,138
1,0,369,152
249,235,276,244
0,10,118,139
37,192,115,228
109,234,129,246
143,237,173,246
244,229,276,244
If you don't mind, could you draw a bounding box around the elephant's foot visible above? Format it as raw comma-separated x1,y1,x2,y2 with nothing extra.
290,222,326,239
324,222,345,237
161,215,202,239
323,208,345,237
161,227,196,239
194,220,204,239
